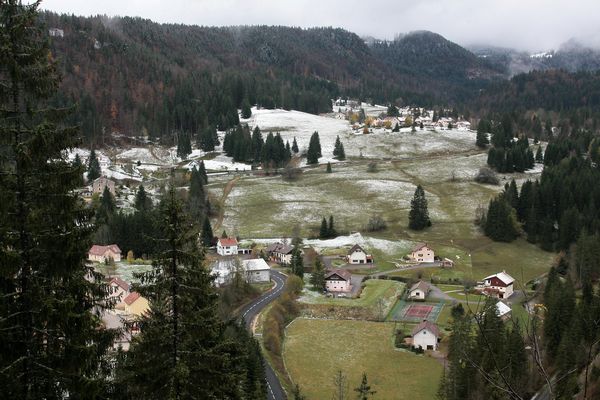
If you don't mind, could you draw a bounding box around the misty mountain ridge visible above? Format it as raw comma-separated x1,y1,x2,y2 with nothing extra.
468,37,600,76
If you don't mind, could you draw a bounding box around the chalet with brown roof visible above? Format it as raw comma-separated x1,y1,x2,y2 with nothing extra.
325,269,352,293
346,244,373,265
265,242,295,265
88,244,122,263
411,320,440,350
409,243,435,263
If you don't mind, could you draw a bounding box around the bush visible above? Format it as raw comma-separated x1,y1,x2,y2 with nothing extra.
367,162,378,173
474,167,500,185
365,215,387,232
286,275,304,295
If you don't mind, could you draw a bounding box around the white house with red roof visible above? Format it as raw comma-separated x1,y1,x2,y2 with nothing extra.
479,271,515,299
88,244,122,263
411,320,440,350
325,269,352,292
217,237,238,256
409,243,435,263
346,244,373,265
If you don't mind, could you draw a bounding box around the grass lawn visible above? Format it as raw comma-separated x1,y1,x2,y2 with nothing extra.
283,318,443,400
299,279,404,308
212,139,553,284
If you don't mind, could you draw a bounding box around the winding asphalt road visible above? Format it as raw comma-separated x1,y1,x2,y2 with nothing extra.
241,270,288,400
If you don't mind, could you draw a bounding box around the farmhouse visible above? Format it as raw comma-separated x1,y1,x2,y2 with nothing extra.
409,243,435,263
265,242,295,265
408,280,431,301
116,292,149,318
108,277,130,300
479,271,515,299
217,237,238,256
242,259,271,283
325,269,352,293
88,244,122,263
411,320,440,351
346,244,373,264
92,176,116,196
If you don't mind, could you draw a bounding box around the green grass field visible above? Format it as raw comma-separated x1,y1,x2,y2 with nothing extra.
299,279,404,307
210,138,554,284
283,318,443,400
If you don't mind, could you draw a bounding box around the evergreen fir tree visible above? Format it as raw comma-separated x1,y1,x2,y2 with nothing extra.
87,149,101,181
310,258,326,292
73,153,84,185
292,137,299,153
354,373,376,399
408,185,432,230
188,166,206,221
475,128,489,148
328,215,337,238
0,1,116,396
241,97,252,119
484,198,519,242
118,186,256,398
535,146,544,163
320,217,329,239
333,135,346,160
290,245,304,278
306,131,322,164
135,184,152,212
97,185,116,224
198,160,208,184
201,216,214,247
326,162,332,173
177,132,192,159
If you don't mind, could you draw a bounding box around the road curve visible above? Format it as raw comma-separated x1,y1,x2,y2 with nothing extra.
241,270,288,400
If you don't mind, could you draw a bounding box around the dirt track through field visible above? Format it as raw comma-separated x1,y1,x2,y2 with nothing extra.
213,176,240,232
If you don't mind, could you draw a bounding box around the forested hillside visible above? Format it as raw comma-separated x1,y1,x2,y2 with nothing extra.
41,12,600,147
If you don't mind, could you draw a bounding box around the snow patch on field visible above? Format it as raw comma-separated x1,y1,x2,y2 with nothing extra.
304,232,411,254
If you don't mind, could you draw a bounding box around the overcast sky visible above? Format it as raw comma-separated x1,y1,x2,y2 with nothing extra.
41,0,600,51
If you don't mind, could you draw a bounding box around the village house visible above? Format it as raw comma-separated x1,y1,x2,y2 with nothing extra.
48,28,64,37
265,242,295,265
409,243,435,263
346,244,373,265
325,269,352,293
408,280,431,301
211,258,271,286
411,320,440,351
217,237,238,256
496,301,512,321
88,244,122,263
242,258,271,283
116,292,149,318
108,277,130,300
92,176,116,196
478,271,515,299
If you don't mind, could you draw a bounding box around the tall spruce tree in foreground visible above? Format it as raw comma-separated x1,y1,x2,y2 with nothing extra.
306,131,322,164
408,185,432,230
0,1,115,396
118,186,259,398
87,148,101,181
292,137,299,153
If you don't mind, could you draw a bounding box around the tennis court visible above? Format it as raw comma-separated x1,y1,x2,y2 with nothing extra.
387,299,444,323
